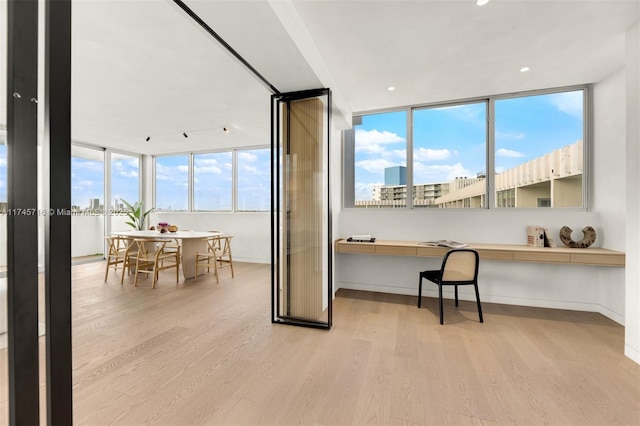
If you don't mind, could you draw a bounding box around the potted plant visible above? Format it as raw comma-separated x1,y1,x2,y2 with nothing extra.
122,199,153,231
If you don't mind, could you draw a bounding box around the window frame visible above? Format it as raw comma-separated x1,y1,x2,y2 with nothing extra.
344,84,590,211
152,145,271,213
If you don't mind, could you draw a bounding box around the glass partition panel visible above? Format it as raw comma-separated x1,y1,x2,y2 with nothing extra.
193,151,232,211
413,102,487,208
155,155,188,211
272,89,332,329
237,148,269,211
495,89,584,208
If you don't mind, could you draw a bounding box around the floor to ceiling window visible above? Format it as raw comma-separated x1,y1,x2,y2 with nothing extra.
71,145,104,259
109,151,141,232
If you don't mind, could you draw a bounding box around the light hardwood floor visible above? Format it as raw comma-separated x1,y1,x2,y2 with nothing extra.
1,260,640,425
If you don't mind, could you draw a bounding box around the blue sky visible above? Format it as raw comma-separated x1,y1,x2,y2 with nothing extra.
354,90,583,201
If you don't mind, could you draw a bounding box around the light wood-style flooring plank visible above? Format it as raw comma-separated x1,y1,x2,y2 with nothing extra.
0,261,638,425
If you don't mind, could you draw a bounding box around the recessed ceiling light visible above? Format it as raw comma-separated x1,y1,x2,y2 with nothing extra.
388,86,395,91
476,0,490,6
520,66,530,73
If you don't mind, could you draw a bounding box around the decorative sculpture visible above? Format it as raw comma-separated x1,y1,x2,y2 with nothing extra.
559,226,596,248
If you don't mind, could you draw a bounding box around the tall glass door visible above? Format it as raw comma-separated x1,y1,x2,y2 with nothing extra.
271,89,332,329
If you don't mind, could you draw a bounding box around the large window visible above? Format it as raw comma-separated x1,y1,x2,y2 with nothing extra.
354,111,407,208
71,145,104,213
193,152,232,211
347,87,586,209
155,155,188,211
237,148,270,211
494,90,584,208
110,152,139,210
153,147,271,212
110,152,140,232
413,102,487,208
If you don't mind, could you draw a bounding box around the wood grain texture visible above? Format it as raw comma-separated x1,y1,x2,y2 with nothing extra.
337,239,625,267
0,261,638,425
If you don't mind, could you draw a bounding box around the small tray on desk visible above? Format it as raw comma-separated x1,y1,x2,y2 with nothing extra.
347,237,376,243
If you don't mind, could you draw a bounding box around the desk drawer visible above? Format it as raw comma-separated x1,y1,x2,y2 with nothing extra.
337,243,376,254
377,245,417,256
513,251,570,263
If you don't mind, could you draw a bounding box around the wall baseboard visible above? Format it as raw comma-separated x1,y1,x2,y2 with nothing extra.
338,281,624,325
625,344,640,364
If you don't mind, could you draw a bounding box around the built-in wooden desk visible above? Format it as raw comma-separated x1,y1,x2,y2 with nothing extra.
335,239,625,267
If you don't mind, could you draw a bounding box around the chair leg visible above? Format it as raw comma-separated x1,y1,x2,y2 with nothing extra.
474,283,484,323
104,260,110,282
152,265,158,289
438,285,444,325
418,276,422,308
455,285,459,307
134,259,140,287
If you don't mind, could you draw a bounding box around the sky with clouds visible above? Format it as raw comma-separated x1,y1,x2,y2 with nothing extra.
354,90,583,201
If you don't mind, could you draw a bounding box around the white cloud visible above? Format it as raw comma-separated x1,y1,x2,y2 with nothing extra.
413,162,472,184
76,180,94,187
119,170,138,178
356,129,405,145
355,129,405,155
548,91,583,120
177,165,189,172
238,152,257,162
195,165,222,175
0,158,7,167
195,158,219,167
355,158,398,174
414,147,451,161
496,148,525,158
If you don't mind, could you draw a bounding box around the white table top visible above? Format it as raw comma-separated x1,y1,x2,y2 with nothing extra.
113,230,222,239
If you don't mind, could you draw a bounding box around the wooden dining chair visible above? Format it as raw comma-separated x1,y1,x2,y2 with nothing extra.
418,248,483,325
128,239,179,288
104,236,133,282
214,235,234,279
195,237,220,282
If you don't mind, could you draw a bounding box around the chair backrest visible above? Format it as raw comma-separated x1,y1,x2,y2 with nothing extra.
134,239,166,258
440,249,479,283
106,236,132,257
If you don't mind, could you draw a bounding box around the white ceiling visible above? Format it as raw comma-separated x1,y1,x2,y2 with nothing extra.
1,0,638,155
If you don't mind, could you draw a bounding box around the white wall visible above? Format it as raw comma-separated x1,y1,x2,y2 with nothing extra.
593,67,627,324
151,212,270,263
71,215,105,258
625,22,640,364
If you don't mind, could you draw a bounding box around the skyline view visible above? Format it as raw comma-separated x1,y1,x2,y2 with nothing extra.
354,90,584,201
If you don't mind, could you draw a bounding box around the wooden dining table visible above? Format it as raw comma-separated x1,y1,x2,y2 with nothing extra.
113,230,222,280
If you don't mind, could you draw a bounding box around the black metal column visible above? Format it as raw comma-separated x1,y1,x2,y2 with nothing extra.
6,0,41,424
44,0,73,424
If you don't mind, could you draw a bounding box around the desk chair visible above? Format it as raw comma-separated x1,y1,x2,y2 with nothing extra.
418,249,483,325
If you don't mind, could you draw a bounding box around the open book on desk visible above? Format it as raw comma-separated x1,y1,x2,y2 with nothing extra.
418,240,468,248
